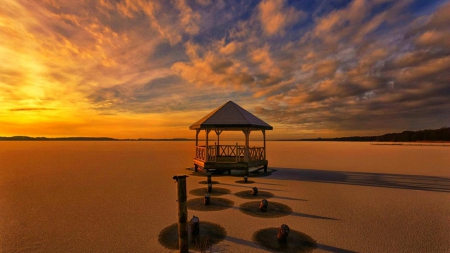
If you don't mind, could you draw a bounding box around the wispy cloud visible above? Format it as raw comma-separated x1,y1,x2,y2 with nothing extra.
9,108,56,111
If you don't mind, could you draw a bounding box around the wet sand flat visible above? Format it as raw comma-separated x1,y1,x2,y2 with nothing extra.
0,141,449,252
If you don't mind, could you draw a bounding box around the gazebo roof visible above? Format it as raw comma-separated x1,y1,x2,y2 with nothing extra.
189,101,273,130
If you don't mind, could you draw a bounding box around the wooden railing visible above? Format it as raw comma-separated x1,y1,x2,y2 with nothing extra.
196,145,265,163
218,144,245,156
237,146,246,162
207,145,216,162
196,146,206,161
248,147,265,161
196,146,216,162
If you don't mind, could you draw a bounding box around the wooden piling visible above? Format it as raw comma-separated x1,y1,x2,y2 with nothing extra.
190,215,200,236
173,175,189,253
277,224,290,242
259,199,268,212
207,183,212,193
207,173,212,184
204,194,210,205
251,187,258,196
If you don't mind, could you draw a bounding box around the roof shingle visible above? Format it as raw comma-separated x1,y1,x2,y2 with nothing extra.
189,101,273,130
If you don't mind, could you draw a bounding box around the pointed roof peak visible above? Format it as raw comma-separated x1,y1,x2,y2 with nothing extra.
190,101,273,130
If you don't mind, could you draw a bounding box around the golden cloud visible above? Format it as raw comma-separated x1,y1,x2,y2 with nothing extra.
258,0,305,36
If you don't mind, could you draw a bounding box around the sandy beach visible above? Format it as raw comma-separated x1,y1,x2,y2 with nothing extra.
1,141,449,252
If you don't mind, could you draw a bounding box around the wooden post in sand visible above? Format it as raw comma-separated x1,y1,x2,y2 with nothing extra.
190,216,200,236
259,199,268,212
207,172,212,184
277,224,290,242
207,183,212,193
204,194,210,205
251,187,258,196
173,175,189,253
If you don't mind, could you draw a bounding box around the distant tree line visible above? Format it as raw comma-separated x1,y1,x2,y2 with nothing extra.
292,127,450,142
0,136,195,141
2,127,449,142
376,127,450,142
0,136,117,141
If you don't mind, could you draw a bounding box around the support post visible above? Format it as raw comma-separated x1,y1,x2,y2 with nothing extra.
195,129,200,147
243,128,250,162
173,175,189,253
263,129,267,173
205,129,210,162
262,130,266,160
235,142,238,162
195,130,200,172
215,129,222,157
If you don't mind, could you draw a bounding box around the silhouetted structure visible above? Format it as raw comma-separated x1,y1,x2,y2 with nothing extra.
190,101,273,175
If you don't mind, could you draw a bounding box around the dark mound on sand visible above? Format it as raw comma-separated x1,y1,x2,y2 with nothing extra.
235,179,255,184
186,167,276,178
234,190,274,199
187,197,234,211
253,227,317,252
189,187,231,196
239,201,292,218
198,180,220,184
159,221,227,250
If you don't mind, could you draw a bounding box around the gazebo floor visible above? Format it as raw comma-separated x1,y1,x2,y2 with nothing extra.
194,157,268,175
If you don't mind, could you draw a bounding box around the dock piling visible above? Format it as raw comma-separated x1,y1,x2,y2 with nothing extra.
207,183,212,193
173,175,189,253
207,173,212,184
259,199,268,212
277,224,290,242
204,194,210,205
251,187,258,196
190,216,200,236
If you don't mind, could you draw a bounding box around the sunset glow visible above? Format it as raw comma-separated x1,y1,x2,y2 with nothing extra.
1,0,449,139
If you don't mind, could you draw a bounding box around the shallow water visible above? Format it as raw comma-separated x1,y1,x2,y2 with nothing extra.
0,141,449,252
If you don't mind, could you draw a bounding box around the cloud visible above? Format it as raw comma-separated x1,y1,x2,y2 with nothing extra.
424,2,450,30
415,30,450,48
196,0,211,6
2,0,449,138
393,56,450,83
258,0,306,36
172,0,201,35
313,59,339,80
9,108,56,111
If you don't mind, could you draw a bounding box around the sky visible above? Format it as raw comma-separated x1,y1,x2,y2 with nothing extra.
1,0,450,139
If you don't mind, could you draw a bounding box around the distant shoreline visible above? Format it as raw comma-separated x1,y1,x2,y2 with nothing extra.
1,127,449,142
1,137,449,145
0,137,195,141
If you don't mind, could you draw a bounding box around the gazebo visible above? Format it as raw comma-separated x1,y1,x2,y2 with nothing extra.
190,101,273,175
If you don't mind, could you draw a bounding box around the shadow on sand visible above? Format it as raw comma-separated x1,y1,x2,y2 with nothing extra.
229,205,337,221
269,167,450,193
224,235,356,253
317,244,359,253
218,182,285,192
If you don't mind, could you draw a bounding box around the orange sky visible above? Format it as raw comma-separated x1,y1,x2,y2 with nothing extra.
1,0,449,139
